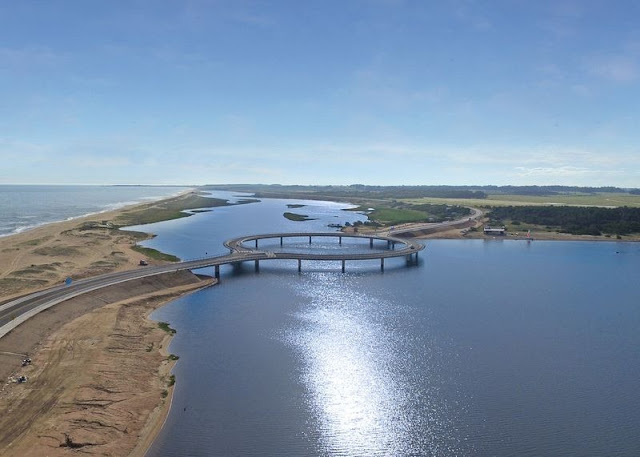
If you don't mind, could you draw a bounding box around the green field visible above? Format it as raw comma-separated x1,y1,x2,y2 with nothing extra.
404,193,640,208
367,207,428,225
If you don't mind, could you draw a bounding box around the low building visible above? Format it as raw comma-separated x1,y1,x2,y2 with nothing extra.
483,226,506,236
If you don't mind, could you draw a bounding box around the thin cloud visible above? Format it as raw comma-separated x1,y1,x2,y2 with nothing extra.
74,156,133,168
231,11,275,27
452,1,493,31
514,165,594,177
0,46,68,71
0,138,53,162
586,55,638,83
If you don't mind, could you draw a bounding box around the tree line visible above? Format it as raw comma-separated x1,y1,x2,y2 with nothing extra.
488,206,640,236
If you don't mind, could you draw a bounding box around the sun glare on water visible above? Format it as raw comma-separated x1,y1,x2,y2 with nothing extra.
284,271,461,456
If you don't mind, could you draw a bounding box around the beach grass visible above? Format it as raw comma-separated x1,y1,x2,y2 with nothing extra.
33,246,81,257
16,236,54,247
0,277,48,295
114,193,232,227
132,245,180,262
157,321,176,334
10,263,61,275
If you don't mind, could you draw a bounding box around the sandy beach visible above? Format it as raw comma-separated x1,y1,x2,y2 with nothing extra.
0,194,216,456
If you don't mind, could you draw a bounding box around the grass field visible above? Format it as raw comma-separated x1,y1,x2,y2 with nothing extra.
404,193,640,208
367,207,433,225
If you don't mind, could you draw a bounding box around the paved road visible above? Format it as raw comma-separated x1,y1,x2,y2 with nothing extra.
0,232,423,339
387,206,484,237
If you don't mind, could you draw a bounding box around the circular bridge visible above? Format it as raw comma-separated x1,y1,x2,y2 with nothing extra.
0,232,424,339
221,232,424,273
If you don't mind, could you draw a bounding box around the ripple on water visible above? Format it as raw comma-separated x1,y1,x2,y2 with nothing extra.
281,271,466,456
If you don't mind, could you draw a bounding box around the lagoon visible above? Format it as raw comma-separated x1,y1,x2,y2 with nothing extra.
144,192,640,456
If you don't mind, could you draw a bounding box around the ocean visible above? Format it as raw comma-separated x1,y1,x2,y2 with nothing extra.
134,191,640,457
0,185,189,237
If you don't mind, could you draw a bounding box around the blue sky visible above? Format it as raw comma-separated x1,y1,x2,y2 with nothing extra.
1,1,639,187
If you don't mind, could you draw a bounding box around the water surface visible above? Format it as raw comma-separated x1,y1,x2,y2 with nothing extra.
145,194,640,456
0,184,188,236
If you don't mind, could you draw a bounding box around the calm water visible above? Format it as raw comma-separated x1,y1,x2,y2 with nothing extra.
0,184,189,236
142,192,640,457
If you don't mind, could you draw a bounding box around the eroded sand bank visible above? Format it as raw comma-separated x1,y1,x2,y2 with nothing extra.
0,194,215,456
0,271,213,456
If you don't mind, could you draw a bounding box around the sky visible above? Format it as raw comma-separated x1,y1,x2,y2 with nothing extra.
1,1,639,187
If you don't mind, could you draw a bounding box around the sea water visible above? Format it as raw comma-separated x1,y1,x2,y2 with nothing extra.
135,192,640,456
0,184,188,237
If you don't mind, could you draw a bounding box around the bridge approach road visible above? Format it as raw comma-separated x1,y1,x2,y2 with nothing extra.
0,232,423,339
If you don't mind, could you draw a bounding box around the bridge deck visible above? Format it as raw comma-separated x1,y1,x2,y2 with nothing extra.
1,232,424,339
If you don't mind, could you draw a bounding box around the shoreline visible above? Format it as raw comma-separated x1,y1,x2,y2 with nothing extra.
0,272,214,456
377,219,640,243
0,189,229,302
0,191,218,457
421,228,640,242
1,192,638,456
129,329,177,457
0,187,193,240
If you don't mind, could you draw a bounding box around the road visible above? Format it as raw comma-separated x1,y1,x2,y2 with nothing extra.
386,206,484,237
0,232,423,339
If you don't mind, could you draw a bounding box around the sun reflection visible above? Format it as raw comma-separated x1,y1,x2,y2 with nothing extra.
282,273,433,455
305,312,402,453
281,271,466,455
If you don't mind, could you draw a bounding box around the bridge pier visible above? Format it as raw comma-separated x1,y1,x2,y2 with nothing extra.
309,236,312,244
255,239,259,248
405,252,419,264
298,259,302,272
214,265,220,279
370,238,373,248
255,260,260,272
381,258,384,271
339,236,342,245
280,236,283,246
341,260,345,273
